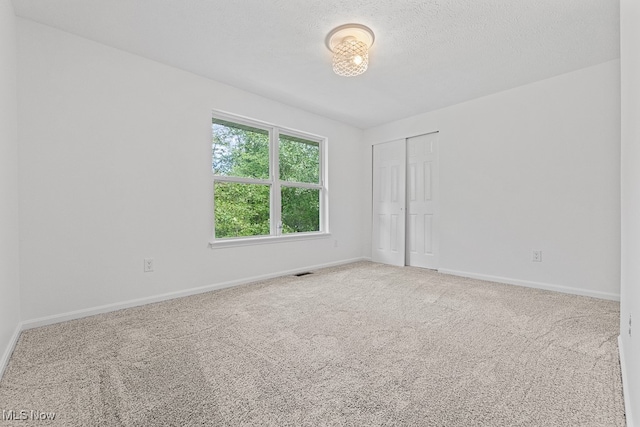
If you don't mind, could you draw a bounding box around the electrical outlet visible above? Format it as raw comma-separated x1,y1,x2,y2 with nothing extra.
144,258,154,272
532,250,542,262
630,314,632,336
334,239,339,248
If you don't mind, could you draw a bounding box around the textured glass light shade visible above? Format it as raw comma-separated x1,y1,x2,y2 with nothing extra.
332,38,369,77
326,24,374,77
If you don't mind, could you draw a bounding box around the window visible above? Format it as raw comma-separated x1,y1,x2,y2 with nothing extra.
211,112,327,243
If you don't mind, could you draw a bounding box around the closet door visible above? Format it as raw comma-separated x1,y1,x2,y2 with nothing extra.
406,133,439,269
372,140,406,266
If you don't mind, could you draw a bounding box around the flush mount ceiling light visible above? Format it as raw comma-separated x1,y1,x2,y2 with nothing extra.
326,24,375,77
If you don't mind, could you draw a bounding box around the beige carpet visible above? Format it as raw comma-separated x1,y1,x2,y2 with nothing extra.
0,262,625,426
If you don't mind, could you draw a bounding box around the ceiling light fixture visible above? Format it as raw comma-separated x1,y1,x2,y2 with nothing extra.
326,24,375,77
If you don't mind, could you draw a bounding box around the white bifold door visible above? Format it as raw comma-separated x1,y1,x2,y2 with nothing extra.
406,133,439,269
372,139,406,266
372,133,439,269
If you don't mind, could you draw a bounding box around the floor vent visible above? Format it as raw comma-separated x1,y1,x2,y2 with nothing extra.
294,272,313,277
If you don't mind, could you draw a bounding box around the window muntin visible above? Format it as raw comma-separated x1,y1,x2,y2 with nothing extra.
211,112,326,241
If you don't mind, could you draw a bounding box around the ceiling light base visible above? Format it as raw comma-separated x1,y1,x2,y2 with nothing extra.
326,24,375,52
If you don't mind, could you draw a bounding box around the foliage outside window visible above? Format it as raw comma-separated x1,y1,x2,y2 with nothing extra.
212,113,326,240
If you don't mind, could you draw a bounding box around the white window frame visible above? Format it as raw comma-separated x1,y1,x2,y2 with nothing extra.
209,110,330,248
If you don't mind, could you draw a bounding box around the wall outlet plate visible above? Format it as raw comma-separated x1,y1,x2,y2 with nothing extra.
144,258,154,272
532,250,542,262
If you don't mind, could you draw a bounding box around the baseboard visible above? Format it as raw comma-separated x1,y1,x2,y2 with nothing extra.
437,268,620,301
619,335,635,427
21,257,368,331
0,323,22,381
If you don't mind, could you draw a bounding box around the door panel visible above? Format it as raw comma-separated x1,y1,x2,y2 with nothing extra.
372,140,406,266
406,133,439,269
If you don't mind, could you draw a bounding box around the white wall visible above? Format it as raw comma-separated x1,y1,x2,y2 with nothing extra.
363,60,621,300
620,0,640,423
0,0,20,376
17,20,365,322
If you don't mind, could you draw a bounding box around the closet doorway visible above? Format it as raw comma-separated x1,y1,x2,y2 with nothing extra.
372,132,439,269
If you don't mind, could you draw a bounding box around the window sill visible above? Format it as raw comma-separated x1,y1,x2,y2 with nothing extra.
209,232,332,249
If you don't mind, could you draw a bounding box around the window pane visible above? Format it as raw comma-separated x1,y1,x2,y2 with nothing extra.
214,182,270,238
281,187,320,234
279,134,320,184
212,118,270,179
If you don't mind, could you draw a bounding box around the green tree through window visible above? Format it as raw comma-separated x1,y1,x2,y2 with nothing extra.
212,115,325,239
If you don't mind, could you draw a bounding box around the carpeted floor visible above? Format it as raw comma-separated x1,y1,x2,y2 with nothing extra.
0,262,625,426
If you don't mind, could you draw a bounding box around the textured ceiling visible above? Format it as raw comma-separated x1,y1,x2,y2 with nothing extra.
12,0,620,129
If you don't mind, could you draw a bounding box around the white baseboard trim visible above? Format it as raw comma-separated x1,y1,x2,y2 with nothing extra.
0,323,22,381
437,268,620,301
21,257,367,331
619,335,634,427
